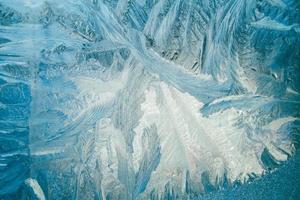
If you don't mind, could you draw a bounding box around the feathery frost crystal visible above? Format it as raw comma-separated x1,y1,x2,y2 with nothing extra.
0,0,300,199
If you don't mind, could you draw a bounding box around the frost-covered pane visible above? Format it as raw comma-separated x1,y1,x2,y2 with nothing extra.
0,0,300,199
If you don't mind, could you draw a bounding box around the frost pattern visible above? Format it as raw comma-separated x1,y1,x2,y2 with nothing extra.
0,0,300,199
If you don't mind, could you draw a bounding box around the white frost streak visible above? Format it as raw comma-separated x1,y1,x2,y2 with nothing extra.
25,178,46,200
72,68,129,105
251,17,299,32
264,117,297,131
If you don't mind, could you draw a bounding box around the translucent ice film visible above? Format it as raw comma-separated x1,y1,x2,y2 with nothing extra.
0,0,300,199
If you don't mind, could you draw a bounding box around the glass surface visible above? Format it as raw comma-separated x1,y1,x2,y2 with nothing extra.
0,0,299,199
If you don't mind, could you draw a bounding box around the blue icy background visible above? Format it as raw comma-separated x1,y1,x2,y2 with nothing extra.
0,0,300,199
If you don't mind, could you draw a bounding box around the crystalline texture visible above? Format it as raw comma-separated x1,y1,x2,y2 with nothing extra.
0,0,300,199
